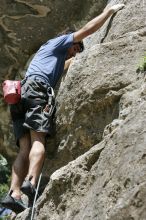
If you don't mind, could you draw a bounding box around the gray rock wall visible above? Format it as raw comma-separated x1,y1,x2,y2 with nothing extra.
2,0,146,219
42,0,146,178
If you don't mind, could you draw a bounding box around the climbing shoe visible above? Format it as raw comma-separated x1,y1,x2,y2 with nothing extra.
0,190,27,214
21,180,36,207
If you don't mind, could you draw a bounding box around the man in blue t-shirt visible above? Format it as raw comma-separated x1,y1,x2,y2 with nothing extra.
25,32,79,88
1,4,124,213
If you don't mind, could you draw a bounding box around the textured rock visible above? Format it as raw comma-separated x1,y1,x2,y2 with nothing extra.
18,79,146,219
1,0,146,219
19,80,146,220
44,28,146,177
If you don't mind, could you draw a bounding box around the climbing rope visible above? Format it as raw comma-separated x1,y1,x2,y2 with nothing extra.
30,172,43,220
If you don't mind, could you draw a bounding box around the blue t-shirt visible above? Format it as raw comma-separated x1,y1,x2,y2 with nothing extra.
25,33,74,88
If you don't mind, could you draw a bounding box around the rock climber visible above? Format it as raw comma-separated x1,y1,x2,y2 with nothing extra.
1,3,125,214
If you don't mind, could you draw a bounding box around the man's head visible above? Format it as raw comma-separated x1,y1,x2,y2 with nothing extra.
58,28,84,59
67,42,83,59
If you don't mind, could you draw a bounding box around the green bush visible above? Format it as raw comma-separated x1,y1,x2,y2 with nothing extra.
0,184,9,199
0,155,10,199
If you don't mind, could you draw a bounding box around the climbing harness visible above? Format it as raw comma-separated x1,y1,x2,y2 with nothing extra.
47,87,55,116
25,86,55,116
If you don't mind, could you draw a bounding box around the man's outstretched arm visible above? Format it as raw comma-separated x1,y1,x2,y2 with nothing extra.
73,4,125,42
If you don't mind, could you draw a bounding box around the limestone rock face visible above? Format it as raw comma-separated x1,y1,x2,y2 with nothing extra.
42,0,146,177
2,0,146,219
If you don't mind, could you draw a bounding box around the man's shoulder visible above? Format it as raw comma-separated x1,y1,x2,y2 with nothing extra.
50,34,73,44
38,33,74,52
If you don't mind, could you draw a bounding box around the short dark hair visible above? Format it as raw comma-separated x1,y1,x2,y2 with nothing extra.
57,28,84,52
73,41,84,52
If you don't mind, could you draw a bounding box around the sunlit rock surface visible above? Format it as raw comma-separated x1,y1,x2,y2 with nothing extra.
1,0,146,219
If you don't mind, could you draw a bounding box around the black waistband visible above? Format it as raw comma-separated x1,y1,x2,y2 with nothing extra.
25,75,50,85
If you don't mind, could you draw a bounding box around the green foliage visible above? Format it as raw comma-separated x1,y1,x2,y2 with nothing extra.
137,53,146,73
0,216,11,220
0,184,9,199
0,155,10,199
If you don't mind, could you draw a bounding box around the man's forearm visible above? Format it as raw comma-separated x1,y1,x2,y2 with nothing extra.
74,4,125,42
82,9,113,35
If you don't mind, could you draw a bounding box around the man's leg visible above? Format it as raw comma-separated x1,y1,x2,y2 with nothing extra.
10,133,31,199
26,130,46,187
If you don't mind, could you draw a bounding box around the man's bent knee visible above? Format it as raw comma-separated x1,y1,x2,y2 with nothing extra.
30,130,46,146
